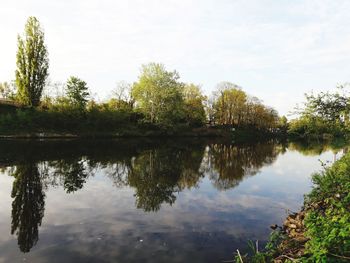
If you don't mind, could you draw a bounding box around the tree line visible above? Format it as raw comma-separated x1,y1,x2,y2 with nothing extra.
0,17,282,134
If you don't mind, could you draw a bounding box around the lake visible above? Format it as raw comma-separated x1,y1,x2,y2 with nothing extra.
0,139,345,263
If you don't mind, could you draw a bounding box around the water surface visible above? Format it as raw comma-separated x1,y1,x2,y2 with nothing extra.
0,139,344,262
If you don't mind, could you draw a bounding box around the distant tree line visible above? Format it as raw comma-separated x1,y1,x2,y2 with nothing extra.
0,17,283,135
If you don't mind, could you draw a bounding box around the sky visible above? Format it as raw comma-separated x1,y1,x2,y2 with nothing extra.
1,0,350,116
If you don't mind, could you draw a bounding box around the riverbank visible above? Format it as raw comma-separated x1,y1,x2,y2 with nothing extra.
0,99,283,141
0,121,281,140
0,127,233,139
236,149,350,262
0,129,223,139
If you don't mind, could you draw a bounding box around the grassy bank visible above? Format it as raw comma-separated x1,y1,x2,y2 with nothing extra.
236,148,350,262
0,108,200,137
0,108,282,139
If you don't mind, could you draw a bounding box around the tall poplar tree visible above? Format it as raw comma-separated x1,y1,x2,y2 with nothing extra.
16,17,49,107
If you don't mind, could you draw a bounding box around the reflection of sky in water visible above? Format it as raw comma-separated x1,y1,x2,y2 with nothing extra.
0,146,339,263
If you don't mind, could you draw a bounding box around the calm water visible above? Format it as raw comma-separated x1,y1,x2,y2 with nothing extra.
0,139,345,263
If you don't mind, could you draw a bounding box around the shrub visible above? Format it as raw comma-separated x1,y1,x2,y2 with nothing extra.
303,154,350,262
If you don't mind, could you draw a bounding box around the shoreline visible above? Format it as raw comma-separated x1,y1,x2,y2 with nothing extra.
0,127,282,140
0,131,226,139
236,148,350,262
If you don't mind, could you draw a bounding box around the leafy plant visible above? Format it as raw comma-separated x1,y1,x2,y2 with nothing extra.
303,153,350,262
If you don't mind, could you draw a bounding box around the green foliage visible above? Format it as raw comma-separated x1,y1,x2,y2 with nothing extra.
0,102,19,115
213,82,247,125
278,116,289,134
234,230,286,263
132,63,185,126
0,107,140,134
65,76,90,110
234,149,350,262
304,89,348,123
303,153,350,262
4,13,284,136
5,14,283,137
290,86,350,138
288,116,344,139
182,83,206,126
16,17,49,107
102,98,133,112
0,82,16,99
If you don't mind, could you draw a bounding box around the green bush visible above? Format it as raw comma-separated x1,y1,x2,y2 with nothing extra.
0,107,143,134
303,153,350,262
0,103,18,114
288,116,345,138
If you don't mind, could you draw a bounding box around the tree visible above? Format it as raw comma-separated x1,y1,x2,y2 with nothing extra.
212,82,247,126
206,96,217,125
113,81,132,103
110,81,133,110
210,82,279,130
278,116,289,133
66,76,90,110
0,82,16,100
182,84,207,126
302,87,349,123
288,85,350,138
131,63,184,125
247,101,278,130
15,17,49,107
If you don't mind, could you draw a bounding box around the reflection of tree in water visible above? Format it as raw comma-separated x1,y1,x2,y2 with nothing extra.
104,161,131,188
127,145,205,212
288,139,349,156
9,158,91,253
6,139,285,255
128,150,179,212
177,146,206,189
49,158,89,193
10,163,45,253
205,142,282,190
